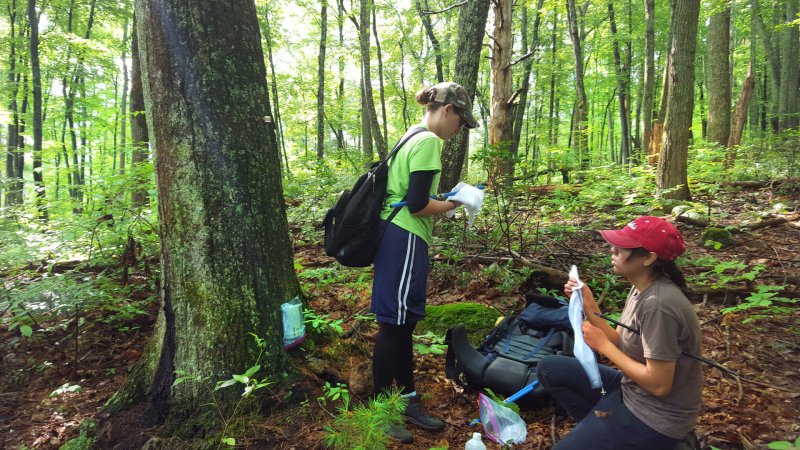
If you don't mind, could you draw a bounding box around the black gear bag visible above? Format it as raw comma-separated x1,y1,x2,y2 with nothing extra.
321,127,427,267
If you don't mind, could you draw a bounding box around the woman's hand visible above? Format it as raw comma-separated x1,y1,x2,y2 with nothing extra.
564,279,600,315
582,321,611,354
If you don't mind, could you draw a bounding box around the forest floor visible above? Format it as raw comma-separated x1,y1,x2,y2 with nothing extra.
1,183,799,450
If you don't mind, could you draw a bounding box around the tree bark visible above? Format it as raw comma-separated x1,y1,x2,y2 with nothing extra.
28,0,47,220
316,0,327,159
134,0,300,424
707,3,731,146
438,0,490,192
372,7,387,146
130,13,150,208
608,0,631,164
657,0,699,201
487,0,514,185
263,5,290,172
566,0,589,169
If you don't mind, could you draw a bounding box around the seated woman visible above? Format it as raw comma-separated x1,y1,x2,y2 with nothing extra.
537,216,702,450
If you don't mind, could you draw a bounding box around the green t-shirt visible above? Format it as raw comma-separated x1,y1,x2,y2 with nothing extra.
380,126,442,244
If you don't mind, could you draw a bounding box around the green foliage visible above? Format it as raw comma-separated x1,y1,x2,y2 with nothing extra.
322,390,407,450
172,333,275,449
58,419,98,450
319,382,351,410
50,383,82,397
766,436,800,449
412,331,447,355
722,285,797,323
683,257,766,289
484,388,520,415
304,309,344,336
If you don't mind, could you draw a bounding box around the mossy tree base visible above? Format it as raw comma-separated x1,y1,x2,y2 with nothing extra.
418,303,501,345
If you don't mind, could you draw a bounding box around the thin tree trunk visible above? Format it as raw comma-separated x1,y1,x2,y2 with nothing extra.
316,0,327,159
28,0,46,220
5,0,21,207
566,0,589,169
707,3,731,146
263,5,290,172
360,77,373,158
726,61,755,152
548,10,558,145
358,0,385,158
119,16,129,173
511,1,543,160
372,7,387,145
438,0,490,192
778,0,799,131
657,0,699,200
642,0,656,158
416,0,444,82
130,13,150,208
608,0,631,164
751,0,781,132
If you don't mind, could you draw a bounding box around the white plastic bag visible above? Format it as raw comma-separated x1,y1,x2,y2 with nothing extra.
568,265,602,388
477,393,527,444
281,297,306,349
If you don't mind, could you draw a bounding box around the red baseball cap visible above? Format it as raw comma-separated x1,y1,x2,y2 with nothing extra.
599,216,686,261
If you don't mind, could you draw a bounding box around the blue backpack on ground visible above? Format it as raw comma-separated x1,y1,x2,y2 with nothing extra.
445,293,574,408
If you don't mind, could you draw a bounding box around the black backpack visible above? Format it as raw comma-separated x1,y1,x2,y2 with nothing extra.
445,293,574,408
321,127,428,267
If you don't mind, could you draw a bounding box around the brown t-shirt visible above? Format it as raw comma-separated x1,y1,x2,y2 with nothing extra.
618,276,703,439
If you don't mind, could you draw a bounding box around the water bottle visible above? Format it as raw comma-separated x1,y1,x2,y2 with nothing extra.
465,432,487,450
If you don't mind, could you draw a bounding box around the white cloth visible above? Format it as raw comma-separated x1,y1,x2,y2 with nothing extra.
568,265,602,389
444,182,485,226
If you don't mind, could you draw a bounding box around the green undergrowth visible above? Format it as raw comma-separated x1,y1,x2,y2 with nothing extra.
417,302,501,346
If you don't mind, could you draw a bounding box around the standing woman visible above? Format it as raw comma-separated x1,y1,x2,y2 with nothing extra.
537,216,703,449
371,82,479,444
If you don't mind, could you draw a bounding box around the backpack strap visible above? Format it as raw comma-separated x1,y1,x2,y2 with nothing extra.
381,126,429,224
378,126,429,169
520,328,556,361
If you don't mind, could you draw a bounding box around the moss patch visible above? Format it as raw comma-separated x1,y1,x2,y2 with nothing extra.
701,226,735,248
418,303,501,346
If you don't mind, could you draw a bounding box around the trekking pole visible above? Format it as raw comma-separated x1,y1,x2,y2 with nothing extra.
389,183,486,208
593,312,739,376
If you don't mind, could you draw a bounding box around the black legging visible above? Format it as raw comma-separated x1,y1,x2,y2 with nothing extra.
372,321,417,396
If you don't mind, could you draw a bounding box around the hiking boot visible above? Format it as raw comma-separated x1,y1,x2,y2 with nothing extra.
384,423,413,444
673,430,700,450
403,395,445,431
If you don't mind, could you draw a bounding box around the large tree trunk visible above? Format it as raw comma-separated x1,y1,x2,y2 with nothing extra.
130,13,150,208
28,0,47,220
779,0,799,131
650,8,674,166
566,0,589,169
438,0,490,192
608,0,631,164
488,0,514,185
657,0,699,201
358,0,386,158
316,0,327,159
707,3,731,146
134,0,300,424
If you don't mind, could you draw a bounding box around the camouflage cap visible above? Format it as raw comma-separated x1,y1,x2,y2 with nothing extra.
430,82,479,129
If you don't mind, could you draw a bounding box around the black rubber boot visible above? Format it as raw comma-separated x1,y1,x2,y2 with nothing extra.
403,395,445,431
384,423,413,444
